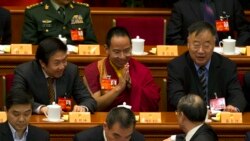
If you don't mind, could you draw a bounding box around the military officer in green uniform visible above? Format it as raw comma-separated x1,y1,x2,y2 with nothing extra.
21,0,97,45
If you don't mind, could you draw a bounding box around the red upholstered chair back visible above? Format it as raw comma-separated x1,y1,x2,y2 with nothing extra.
113,17,166,45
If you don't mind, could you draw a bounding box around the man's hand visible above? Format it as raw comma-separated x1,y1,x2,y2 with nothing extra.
224,105,239,112
72,105,87,112
40,106,48,115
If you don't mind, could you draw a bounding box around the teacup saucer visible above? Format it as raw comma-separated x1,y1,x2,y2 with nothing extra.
42,118,64,122
132,52,148,56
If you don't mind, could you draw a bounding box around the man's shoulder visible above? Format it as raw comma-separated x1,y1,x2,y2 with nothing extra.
75,126,103,140
25,2,44,11
212,52,236,66
29,124,49,134
132,130,145,141
71,1,90,10
72,1,90,7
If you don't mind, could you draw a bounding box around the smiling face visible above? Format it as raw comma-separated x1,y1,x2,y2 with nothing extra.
104,122,134,141
187,30,215,67
40,50,67,78
7,104,32,133
106,35,132,69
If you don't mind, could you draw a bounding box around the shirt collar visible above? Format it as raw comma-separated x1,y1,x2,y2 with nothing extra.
103,129,108,141
185,123,204,141
50,0,64,10
8,122,29,140
194,59,211,72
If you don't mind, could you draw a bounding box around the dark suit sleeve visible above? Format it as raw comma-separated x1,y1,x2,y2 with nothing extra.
21,9,39,44
71,65,97,112
233,0,250,46
167,61,187,109
243,72,250,111
225,63,246,112
166,3,186,45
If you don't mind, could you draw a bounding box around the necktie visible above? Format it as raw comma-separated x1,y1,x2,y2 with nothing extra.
47,77,55,103
58,7,65,19
198,66,208,104
203,0,215,26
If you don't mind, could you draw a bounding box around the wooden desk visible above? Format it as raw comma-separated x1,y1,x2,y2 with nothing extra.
29,112,250,141
1,46,250,111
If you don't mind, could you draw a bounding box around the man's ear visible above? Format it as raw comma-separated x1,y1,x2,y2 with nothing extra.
104,44,109,54
103,121,108,130
39,60,45,69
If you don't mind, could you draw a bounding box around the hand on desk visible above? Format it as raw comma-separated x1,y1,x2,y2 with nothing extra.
72,105,87,112
224,105,239,112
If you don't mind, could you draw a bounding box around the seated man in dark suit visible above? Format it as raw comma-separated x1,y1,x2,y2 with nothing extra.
0,89,49,141
166,0,250,46
0,7,11,44
73,107,144,141
164,94,218,141
167,21,246,112
12,37,96,114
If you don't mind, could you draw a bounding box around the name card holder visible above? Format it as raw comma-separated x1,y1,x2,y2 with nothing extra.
0,112,7,123
220,112,242,123
246,46,250,56
10,44,32,54
69,112,91,123
156,45,178,56
78,45,100,55
139,112,161,123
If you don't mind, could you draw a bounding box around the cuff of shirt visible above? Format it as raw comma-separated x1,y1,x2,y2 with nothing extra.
36,105,46,114
170,135,176,141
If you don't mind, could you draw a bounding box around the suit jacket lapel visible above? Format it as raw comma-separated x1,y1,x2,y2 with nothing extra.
0,122,14,141
65,4,76,25
189,0,203,20
56,74,67,101
207,53,220,100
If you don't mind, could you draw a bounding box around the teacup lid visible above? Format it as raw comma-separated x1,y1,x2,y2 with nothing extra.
131,36,145,42
117,102,132,109
48,102,61,108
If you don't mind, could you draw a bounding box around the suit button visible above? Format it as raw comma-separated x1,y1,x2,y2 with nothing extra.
63,26,66,30
45,29,49,32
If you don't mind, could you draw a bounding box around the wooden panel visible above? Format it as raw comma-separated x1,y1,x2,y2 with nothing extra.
4,6,250,44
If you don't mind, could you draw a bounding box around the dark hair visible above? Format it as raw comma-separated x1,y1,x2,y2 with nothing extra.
6,89,33,111
177,94,207,122
105,26,131,48
188,21,216,37
35,37,67,65
106,107,135,129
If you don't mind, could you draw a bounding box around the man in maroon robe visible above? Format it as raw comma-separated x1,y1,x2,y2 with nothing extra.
84,27,160,112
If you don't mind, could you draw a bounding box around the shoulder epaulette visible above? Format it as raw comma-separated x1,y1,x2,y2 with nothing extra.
26,2,43,9
74,2,89,7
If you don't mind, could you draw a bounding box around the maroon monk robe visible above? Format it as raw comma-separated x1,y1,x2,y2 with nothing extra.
84,57,160,112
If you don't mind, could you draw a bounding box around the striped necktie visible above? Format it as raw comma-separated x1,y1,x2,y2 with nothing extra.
198,66,208,104
47,77,55,103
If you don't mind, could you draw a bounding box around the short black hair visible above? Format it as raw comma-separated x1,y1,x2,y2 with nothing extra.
105,26,131,48
35,37,67,65
177,94,207,122
188,21,216,37
6,89,33,111
106,107,135,129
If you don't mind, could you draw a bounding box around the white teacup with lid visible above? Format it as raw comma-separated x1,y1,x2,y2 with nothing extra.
131,36,145,55
117,102,132,110
45,102,62,122
219,36,236,55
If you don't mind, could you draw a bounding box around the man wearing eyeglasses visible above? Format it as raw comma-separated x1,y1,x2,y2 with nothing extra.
167,21,246,112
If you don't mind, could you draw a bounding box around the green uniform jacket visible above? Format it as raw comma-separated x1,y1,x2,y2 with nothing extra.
21,0,97,45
